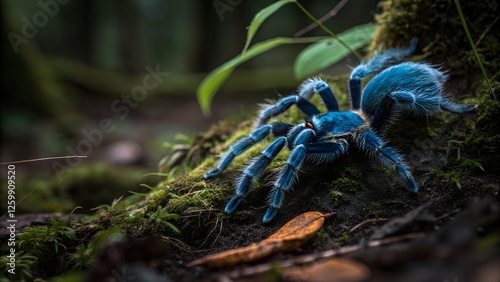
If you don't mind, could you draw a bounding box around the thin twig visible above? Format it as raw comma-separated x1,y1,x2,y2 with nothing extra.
349,217,390,232
1,182,43,217
0,155,87,165
226,232,426,279
294,1,362,59
436,208,461,221
294,0,350,37
474,16,499,48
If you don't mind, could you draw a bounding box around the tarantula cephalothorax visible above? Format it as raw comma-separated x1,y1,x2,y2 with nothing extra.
204,38,476,223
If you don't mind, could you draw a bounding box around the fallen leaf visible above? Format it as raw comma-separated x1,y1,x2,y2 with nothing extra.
264,211,330,245
188,211,334,268
282,258,370,282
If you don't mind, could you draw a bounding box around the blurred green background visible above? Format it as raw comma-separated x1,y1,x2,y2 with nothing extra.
0,0,378,213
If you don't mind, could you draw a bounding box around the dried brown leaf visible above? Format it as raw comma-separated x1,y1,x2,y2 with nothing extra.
188,211,333,268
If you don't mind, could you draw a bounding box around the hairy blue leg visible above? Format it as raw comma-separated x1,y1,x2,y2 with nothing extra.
299,78,339,112
204,123,291,179
305,142,349,163
263,141,348,223
440,99,477,113
349,38,417,110
263,129,316,223
225,137,287,214
256,95,320,126
349,78,362,110
371,91,417,134
358,131,418,193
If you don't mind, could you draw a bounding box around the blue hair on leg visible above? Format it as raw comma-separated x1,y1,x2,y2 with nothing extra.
264,141,348,223
371,91,417,134
351,37,417,79
257,96,296,126
359,130,418,193
299,78,339,112
440,99,477,113
256,95,321,126
225,137,287,214
349,78,362,110
263,144,306,223
305,142,348,163
271,122,293,137
204,125,272,179
349,38,417,111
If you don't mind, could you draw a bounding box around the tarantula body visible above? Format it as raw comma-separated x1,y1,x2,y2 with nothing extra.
204,39,476,223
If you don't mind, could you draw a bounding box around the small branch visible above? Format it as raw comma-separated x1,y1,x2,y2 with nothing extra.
474,16,498,49
349,217,390,232
0,155,87,165
294,1,362,59
226,232,426,279
294,0,350,37
436,208,461,221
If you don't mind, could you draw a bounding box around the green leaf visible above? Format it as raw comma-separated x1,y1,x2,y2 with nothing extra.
294,23,377,79
243,0,296,54
197,36,327,115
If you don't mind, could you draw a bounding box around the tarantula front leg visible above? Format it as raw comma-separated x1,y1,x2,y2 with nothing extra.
256,95,320,127
349,38,417,110
256,78,340,126
358,130,418,193
225,136,287,214
264,139,348,223
204,122,292,179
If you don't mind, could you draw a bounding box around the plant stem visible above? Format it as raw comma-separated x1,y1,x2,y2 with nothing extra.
454,0,496,101
294,1,362,60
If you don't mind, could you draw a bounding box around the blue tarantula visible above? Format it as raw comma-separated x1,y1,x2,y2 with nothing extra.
204,38,476,223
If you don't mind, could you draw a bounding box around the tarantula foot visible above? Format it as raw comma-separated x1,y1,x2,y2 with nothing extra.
224,196,242,214
440,100,477,114
203,168,221,180
263,206,279,223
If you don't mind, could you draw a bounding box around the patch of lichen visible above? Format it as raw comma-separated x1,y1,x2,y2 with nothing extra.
371,0,499,78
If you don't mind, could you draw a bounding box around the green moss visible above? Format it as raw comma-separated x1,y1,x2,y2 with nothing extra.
364,201,380,215
0,253,37,281
330,167,362,193
68,228,123,270
330,190,344,206
18,217,76,255
429,168,462,189
167,187,230,213
372,0,499,78
460,159,485,173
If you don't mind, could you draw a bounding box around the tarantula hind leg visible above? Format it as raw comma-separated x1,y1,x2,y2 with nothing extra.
349,37,418,110
440,99,477,114
359,130,418,193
